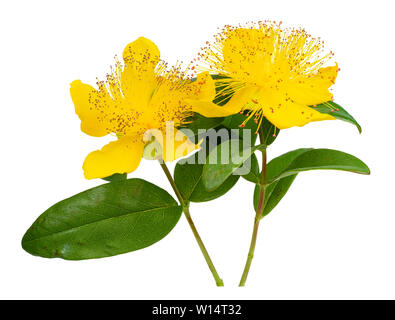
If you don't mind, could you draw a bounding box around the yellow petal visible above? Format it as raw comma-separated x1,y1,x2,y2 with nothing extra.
187,86,257,118
187,100,235,117
121,37,160,107
83,136,144,179
122,37,160,72
147,128,199,162
261,96,334,129
194,72,216,101
286,64,339,106
163,128,200,162
224,86,259,113
70,80,109,137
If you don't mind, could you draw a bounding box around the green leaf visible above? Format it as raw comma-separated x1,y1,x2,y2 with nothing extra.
251,148,369,218
259,117,280,146
22,179,182,260
202,139,265,191
253,174,297,216
180,113,224,139
266,148,370,184
102,173,127,182
174,151,239,202
266,148,313,182
310,101,362,133
242,153,260,184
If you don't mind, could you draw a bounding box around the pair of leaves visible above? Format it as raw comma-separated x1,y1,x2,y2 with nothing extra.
198,113,280,191
22,179,182,260
174,111,271,201
253,148,370,217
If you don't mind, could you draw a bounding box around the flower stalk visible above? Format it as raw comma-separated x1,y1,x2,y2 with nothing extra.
159,161,224,287
239,129,267,287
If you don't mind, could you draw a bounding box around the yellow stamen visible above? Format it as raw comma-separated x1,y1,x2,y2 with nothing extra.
191,21,339,130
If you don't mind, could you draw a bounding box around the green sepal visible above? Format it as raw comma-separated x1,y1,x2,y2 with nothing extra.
310,101,362,133
259,117,280,146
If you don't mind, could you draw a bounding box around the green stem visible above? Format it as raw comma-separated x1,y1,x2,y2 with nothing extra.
159,161,224,287
239,132,267,287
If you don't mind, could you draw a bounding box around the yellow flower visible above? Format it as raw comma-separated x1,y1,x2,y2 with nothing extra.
70,37,215,179
189,21,339,130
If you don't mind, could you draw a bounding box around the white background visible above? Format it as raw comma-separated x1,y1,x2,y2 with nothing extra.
1,0,394,300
